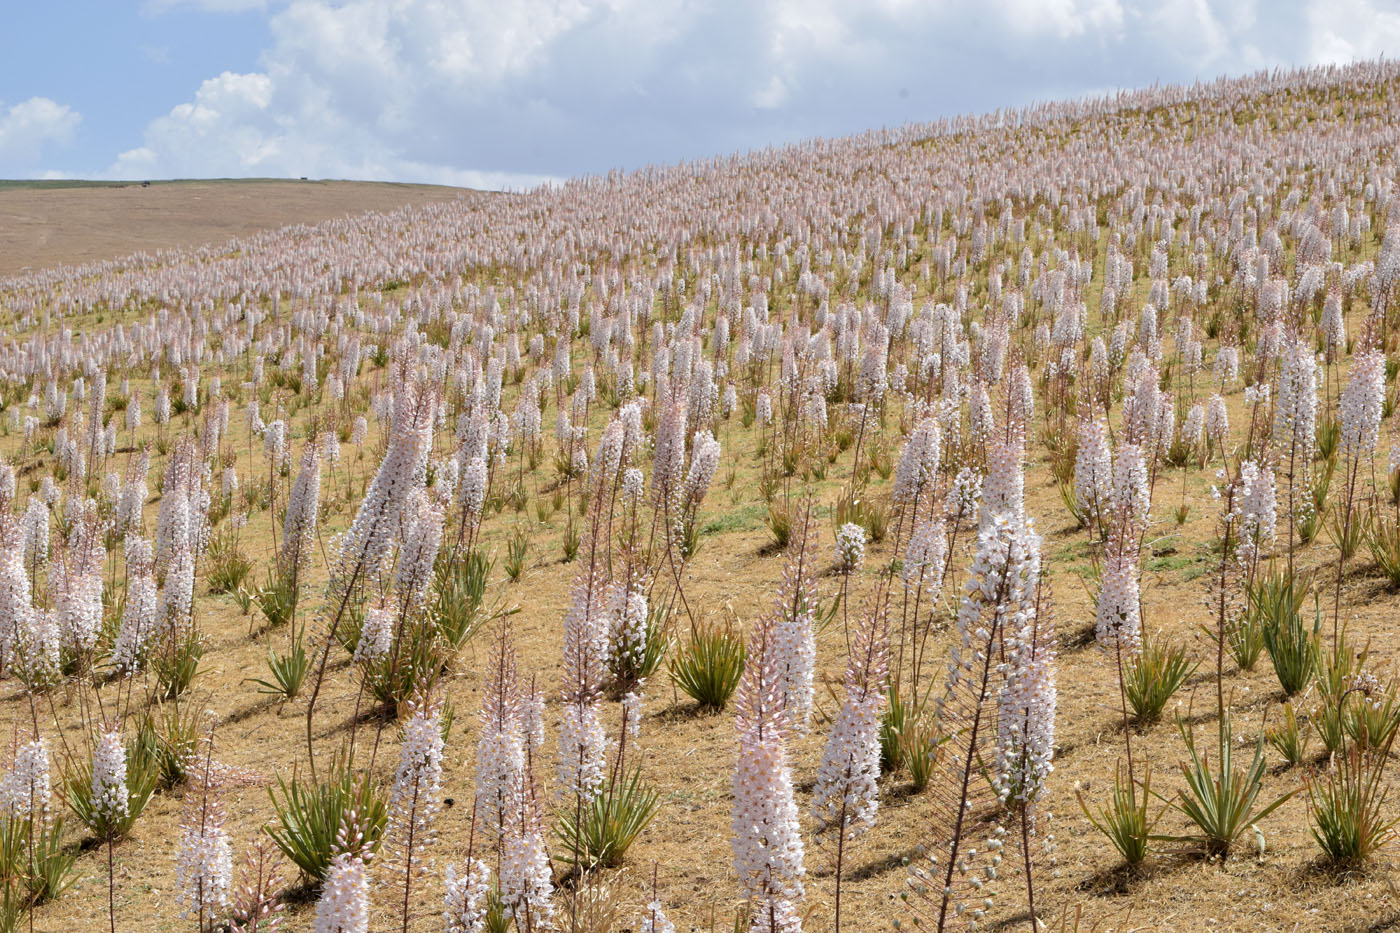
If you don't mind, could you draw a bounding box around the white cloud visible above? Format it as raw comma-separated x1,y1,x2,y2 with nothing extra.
108,0,664,185
106,63,558,187
752,75,789,110
1143,0,1230,70
0,98,81,170
111,72,277,178
1306,0,1400,65
1000,0,1125,39
102,0,1333,186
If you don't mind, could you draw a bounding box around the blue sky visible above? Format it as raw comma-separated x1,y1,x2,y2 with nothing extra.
2,0,1397,188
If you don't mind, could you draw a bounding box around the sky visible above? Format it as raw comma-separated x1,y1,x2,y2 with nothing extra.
1,0,1398,189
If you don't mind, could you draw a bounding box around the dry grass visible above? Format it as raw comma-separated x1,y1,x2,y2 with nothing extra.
0,179,473,276
13,360,1400,933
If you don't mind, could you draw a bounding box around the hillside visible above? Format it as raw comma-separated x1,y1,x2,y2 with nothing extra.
0,178,472,276
0,61,1397,933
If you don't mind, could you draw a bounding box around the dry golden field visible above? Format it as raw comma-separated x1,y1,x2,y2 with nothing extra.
0,179,468,276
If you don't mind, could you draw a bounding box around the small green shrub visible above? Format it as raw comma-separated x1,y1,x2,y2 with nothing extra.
669,623,745,711
1079,764,1162,867
265,761,387,883
1169,715,1295,858
1124,636,1197,723
248,627,310,702
1306,742,1399,864
554,767,660,870
1265,702,1310,767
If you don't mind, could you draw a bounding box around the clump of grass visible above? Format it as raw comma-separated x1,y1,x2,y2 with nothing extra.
507,482,528,513
21,818,76,905
1254,572,1319,697
1165,431,1198,468
862,499,888,542
901,718,941,793
1306,741,1399,864
360,620,450,711
1124,636,1197,723
1298,467,1333,545
1344,677,1400,753
1226,612,1264,672
833,492,888,543
1168,715,1295,858
557,870,627,933
252,566,298,629
152,627,203,700
781,444,801,478
765,502,792,551
1365,511,1400,588
1079,764,1162,867
554,767,660,870
431,548,497,651
880,687,920,773
610,600,670,690
1265,702,1310,767
1316,415,1341,465
562,522,582,562
677,513,702,558
265,760,387,883
1326,505,1366,563
1057,477,1087,529
878,688,943,791
248,626,310,701
504,529,529,582
0,814,77,910
668,623,745,711
868,443,893,480
132,702,202,789
205,526,252,595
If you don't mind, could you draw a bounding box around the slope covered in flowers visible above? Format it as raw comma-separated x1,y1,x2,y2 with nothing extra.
0,60,1398,933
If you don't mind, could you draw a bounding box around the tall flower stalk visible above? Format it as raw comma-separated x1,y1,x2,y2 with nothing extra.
1333,347,1383,643
305,360,435,776
811,597,888,932
385,697,444,933
905,508,1034,931
1275,337,1317,579
732,603,805,928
